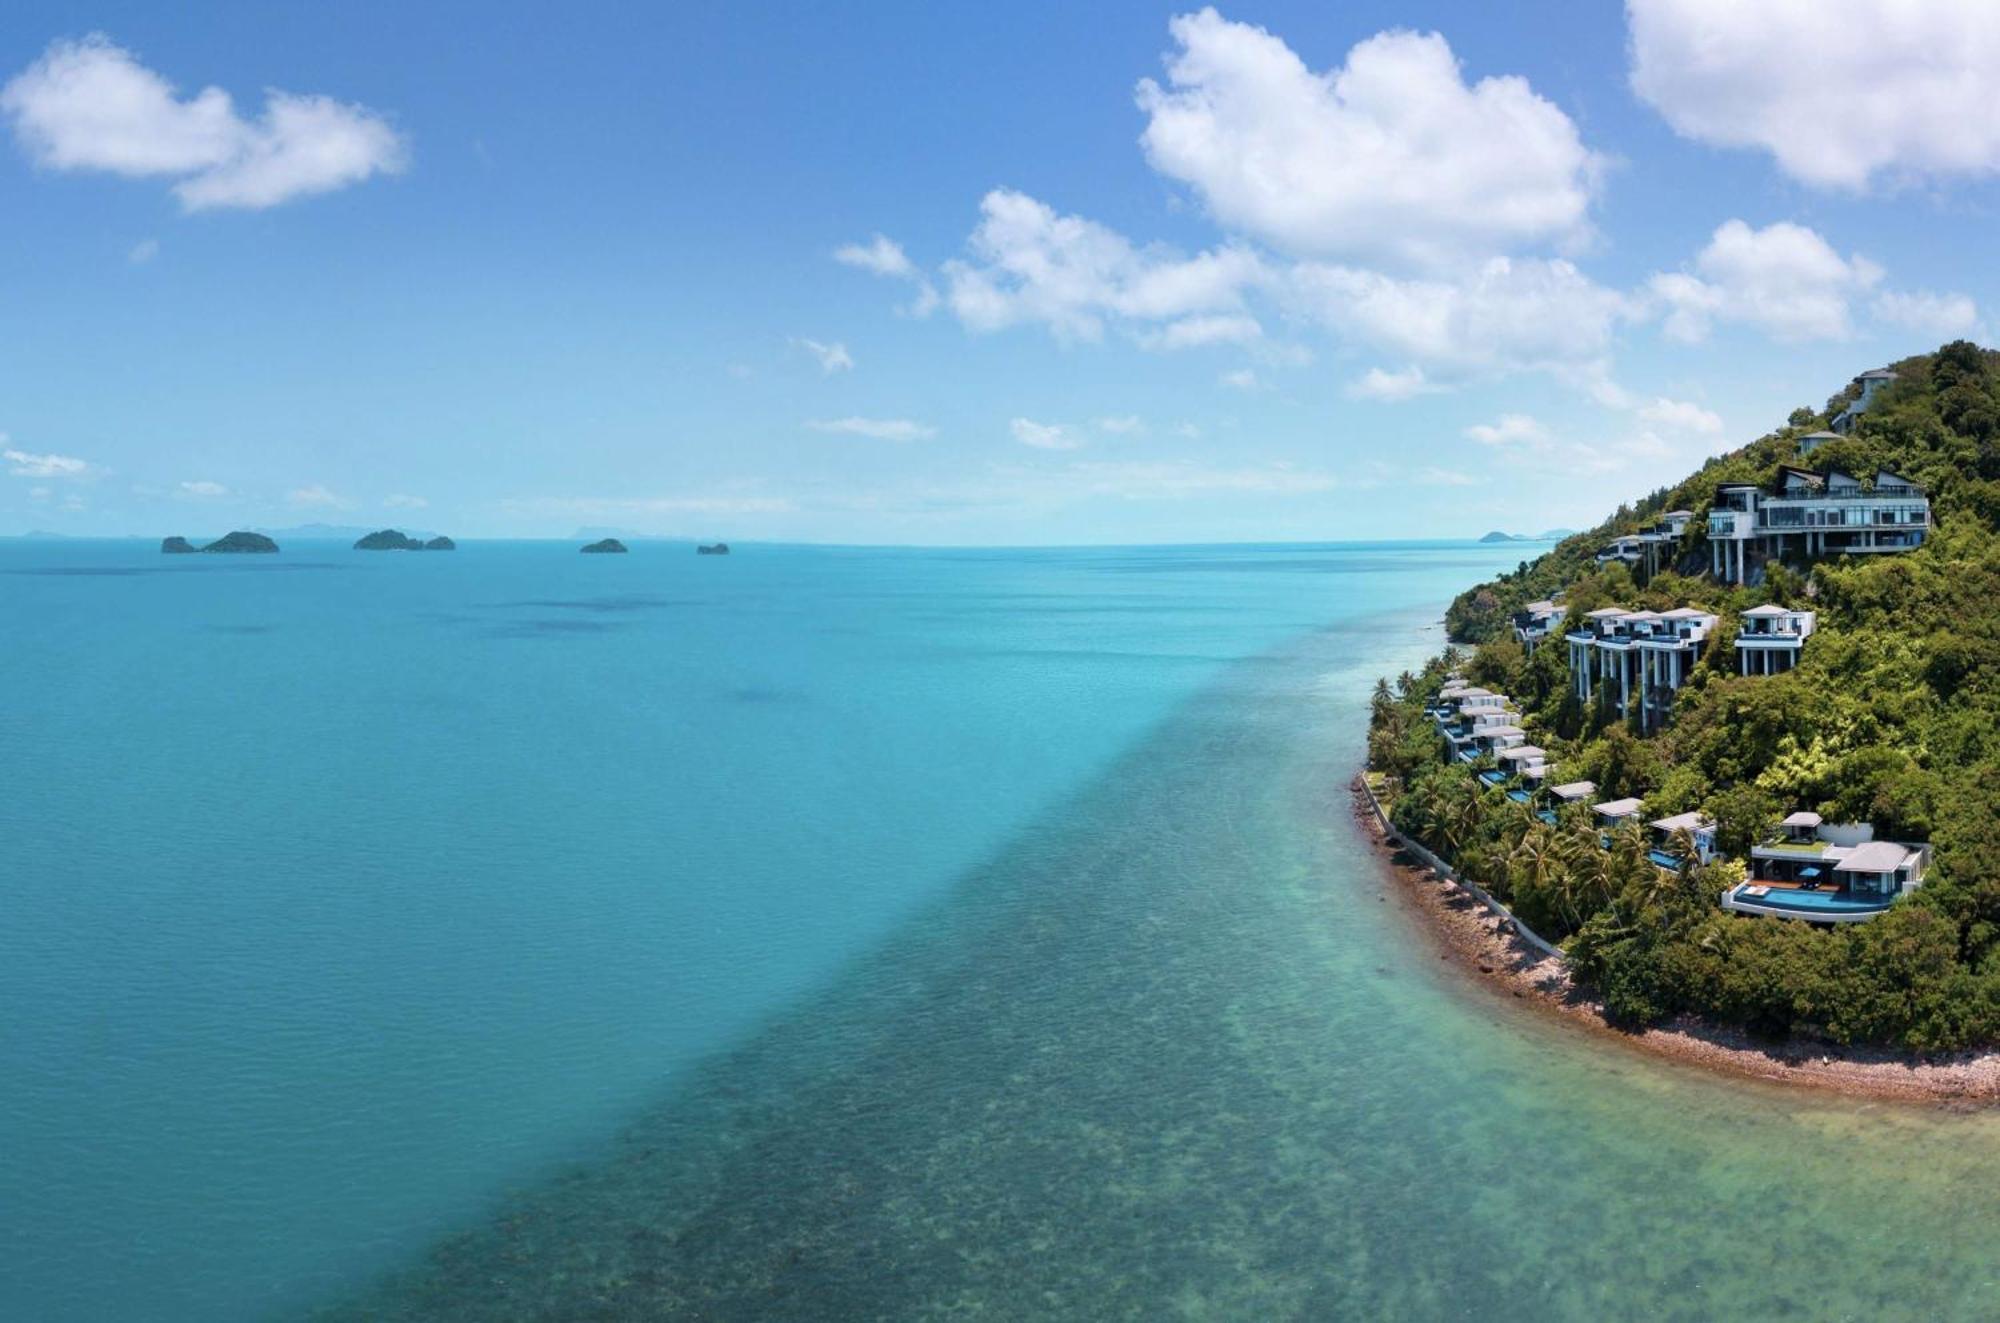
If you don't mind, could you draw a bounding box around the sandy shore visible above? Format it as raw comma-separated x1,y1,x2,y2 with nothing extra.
1351,780,2000,1106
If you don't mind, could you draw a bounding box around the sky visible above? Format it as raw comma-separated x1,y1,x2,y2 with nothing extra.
2,0,1998,543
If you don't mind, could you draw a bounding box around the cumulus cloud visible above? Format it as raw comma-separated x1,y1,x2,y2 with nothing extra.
1293,256,1632,380
1137,9,1601,266
4,447,94,478
1464,414,1549,446
1347,365,1442,402
794,337,855,374
835,232,938,315
1629,0,2000,189
1872,289,1981,339
1010,417,1082,450
287,484,347,508
1636,397,1723,435
1648,220,1880,343
807,416,936,442
177,479,227,497
942,188,1266,345
1,34,406,210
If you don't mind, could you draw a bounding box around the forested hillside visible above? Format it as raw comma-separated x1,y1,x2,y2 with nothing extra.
1370,341,2000,1050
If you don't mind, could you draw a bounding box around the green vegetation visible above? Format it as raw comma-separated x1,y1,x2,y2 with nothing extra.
1372,342,2000,1051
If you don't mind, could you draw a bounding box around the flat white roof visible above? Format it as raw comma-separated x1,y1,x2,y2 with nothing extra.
1659,607,1715,620
1741,603,1796,617
1650,811,1711,833
1835,841,1915,874
1593,797,1643,818
1480,725,1525,738
1498,745,1546,761
1585,606,1631,619
1549,780,1596,801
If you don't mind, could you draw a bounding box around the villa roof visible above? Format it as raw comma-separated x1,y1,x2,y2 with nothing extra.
1800,430,1841,441
1480,725,1525,738
1519,764,1550,780
1834,841,1913,874
1781,811,1823,828
1585,606,1631,619
1456,686,1495,698
1659,606,1714,620
1523,599,1560,614
1498,745,1546,761
1858,368,1898,381
1593,797,1643,818
1650,811,1711,834
1550,780,1596,801
1660,509,1693,518
1717,480,1761,490
1742,603,1793,617
1877,468,1921,489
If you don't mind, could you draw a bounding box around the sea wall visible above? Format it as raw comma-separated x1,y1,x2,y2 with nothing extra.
1354,777,1565,963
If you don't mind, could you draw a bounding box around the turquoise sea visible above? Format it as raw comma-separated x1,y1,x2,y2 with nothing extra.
8,537,2000,1320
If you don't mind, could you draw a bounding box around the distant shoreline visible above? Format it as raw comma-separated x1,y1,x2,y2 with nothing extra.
1350,778,2000,1106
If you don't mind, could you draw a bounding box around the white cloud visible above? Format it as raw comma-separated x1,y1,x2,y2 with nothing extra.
127,237,158,264
807,416,936,442
4,447,94,478
835,232,938,316
794,337,855,374
383,492,428,509
1347,365,1442,402
287,484,347,508
1294,256,1632,380
942,188,1266,345
1648,220,1879,343
834,234,916,278
1010,417,1082,450
1872,289,1980,339
1629,0,2000,190
1636,397,1723,436
1096,415,1145,434
177,479,227,497
1464,414,1549,447
1221,368,1260,390
1137,9,1601,266
2,35,406,210
1061,459,1337,499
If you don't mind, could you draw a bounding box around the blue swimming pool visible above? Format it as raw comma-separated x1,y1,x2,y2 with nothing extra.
1506,789,1532,804
1535,809,1558,826
1647,848,1684,870
1478,770,1508,788
1731,886,1894,916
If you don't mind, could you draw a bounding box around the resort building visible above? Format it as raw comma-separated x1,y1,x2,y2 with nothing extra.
1594,535,1642,568
1592,797,1643,830
1708,466,1930,585
1536,778,1594,825
1734,604,1816,675
1636,511,1693,578
1496,744,1547,777
1512,599,1566,654
1648,811,1719,866
1831,368,1897,435
1796,430,1842,457
1565,605,1719,730
1721,812,1931,923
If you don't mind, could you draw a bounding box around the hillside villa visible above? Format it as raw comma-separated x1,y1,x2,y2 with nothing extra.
1734,604,1816,675
1831,367,1898,434
1707,465,1931,585
1721,812,1931,923
1564,606,1719,730
1511,599,1566,654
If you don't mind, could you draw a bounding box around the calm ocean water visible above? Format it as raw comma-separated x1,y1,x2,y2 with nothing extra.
7,538,2000,1320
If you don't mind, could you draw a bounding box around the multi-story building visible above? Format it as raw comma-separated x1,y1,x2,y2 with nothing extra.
1636,510,1693,578
1831,368,1898,434
1734,604,1816,675
1564,605,1719,729
1594,535,1642,568
1707,466,1930,585
1511,599,1566,654
1721,812,1930,923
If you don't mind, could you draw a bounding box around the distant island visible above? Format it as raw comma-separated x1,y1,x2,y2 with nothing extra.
353,529,454,550
580,538,628,554
696,542,730,556
163,531,279,554
1478,530,1574,544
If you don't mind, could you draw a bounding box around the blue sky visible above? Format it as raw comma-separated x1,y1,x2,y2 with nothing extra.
3,1,1997,542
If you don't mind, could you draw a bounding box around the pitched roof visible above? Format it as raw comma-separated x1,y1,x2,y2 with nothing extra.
1659,606,1715,620
1742,603,1792,617
1585,606,1631,619
1650,811,1712,834
1780,811,1822,828
1834,841,1914,874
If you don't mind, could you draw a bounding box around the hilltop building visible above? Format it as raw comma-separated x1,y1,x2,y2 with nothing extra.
1564,606,1720,730
1707,466,1930,584
1831,368,1898,435
1511,599,1566,654
1721,812,1930,923
1735,604,1816,675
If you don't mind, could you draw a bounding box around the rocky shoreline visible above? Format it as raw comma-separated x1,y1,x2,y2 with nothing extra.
1351,779,2000,1106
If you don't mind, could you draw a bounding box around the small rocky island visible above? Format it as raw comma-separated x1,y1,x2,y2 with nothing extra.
354,529,454,551
163,531,279,554
581,538,628,554
696,542,730,556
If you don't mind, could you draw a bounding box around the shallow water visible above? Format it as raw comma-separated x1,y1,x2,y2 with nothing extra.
8,539,1999,1320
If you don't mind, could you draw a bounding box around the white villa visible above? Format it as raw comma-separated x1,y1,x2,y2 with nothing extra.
1796,430,1842,457
1594,535,1642,568
1721,811,1930,923
1708,465,1930,585
1734,604,1816,675
1592,797,1643,829
1637,510,1693,578
1565,605,1720,730
1512,599,1566,654
1648,810,1719,864
1831,367,1898,435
